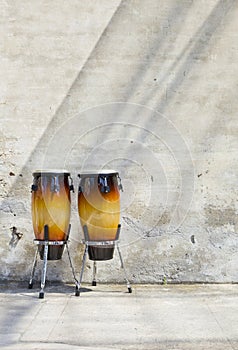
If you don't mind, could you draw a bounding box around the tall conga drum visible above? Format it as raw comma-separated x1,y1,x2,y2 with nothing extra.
78,170,122,260
31,170,73,260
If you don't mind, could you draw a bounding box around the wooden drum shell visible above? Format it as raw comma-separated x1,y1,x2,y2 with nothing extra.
31,171,72,259
78,171,121,260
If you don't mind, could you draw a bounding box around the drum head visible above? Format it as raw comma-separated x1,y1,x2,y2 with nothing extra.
33,169,70,176
78,169,118,178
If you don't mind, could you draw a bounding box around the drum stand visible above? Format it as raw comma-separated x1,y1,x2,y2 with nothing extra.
28,225,80,299
76,224,132,296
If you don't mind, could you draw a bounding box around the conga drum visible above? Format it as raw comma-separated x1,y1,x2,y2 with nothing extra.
78,170,122,260
31,170,73,260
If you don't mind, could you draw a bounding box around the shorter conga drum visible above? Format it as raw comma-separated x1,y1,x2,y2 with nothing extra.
31,170,73,260
78,170,122,260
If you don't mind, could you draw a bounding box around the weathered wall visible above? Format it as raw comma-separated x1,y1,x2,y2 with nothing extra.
1,0,238,283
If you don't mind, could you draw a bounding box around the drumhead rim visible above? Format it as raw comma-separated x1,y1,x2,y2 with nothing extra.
78,169,119,177
33,169,70,176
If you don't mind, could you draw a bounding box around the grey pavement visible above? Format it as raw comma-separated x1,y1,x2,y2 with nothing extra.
0,282,238,350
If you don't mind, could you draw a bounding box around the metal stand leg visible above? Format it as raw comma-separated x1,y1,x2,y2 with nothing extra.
39,225,49,299
28,247,38,289
92,261,97,286
78,224,132,296
39,242,48,299
116,243,132,293
65,242,80,295
76,244,88,296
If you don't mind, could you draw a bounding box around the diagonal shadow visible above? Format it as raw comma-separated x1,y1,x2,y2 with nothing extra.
1,0,235,282
4,0,124,178
2,0,231,228
125,0,236,161
22,0,193,170
2,0,195,193
0,0,124,215
151,0,236,114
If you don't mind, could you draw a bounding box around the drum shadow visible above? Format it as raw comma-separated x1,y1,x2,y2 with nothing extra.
31,281,93,295
86,286,131,296
0,280,92,295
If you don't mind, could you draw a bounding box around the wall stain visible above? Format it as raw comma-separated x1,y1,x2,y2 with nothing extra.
157,211,171,225
9,226,23,248
205,205,236,227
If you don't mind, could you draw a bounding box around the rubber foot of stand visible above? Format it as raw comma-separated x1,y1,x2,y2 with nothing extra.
28,282,33,289
75,288,80,297
128,287,132,293
92,281,97,286
39,292,44,299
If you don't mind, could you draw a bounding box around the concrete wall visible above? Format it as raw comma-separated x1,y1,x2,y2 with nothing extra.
1,0,238,283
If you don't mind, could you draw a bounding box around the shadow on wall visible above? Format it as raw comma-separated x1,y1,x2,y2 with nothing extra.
1,0,236,279
1,2,237,346
4,0,234,189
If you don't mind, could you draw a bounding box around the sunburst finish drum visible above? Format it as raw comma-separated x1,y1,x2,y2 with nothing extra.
78,170,122,260
31,170,73,260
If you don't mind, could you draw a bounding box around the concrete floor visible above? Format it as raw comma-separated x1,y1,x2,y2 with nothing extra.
0,283,238,350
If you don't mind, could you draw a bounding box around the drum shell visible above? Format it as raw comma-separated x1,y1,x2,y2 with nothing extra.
78,173,120,242
38,244,65,260
31,172,71,242
88,245,115,261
